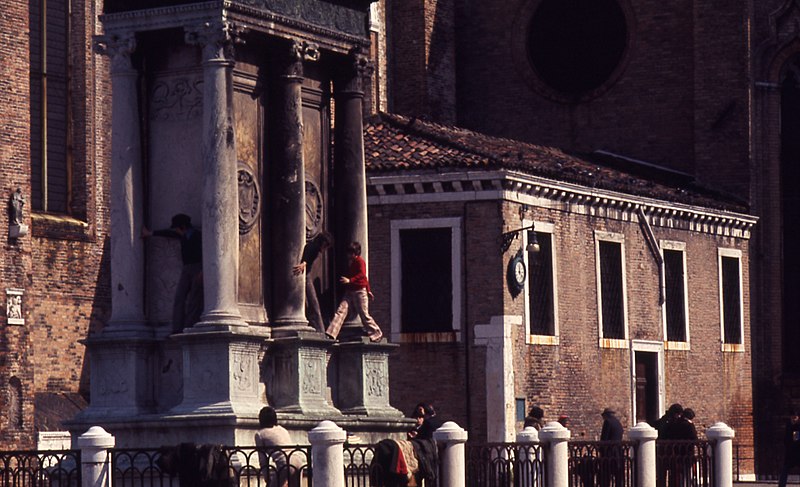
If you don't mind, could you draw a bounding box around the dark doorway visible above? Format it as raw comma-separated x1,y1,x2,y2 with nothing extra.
781,57,800,373
634,351,659,424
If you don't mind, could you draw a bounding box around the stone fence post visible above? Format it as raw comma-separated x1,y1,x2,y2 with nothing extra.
706,422,735,487
434,421,468,487
539,421,570,487
78,426,115,487
516,426,541,487
309,420,346,487
628,422,658,487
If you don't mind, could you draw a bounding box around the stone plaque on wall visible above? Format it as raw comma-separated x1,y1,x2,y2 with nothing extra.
6,289,24,326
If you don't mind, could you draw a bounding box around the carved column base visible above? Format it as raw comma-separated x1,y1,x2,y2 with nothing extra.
168,328,268,417
333,338,403,417
78,334,156,420
266,332,342,417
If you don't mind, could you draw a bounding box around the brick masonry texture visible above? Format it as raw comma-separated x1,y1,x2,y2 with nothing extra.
367,194,753,446
0,0,110,449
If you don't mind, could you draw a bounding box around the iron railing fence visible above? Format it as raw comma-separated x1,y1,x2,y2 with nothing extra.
568,441,635,487
466,442,545,487
0,449,81,487
110,445,311,486
732,442,763,481
655,440,714,487
343,441,441,487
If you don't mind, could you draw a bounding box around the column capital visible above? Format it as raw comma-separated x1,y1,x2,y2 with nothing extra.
95,32,137,73
275,39,319,79
335,46,374,95
185,20,244,63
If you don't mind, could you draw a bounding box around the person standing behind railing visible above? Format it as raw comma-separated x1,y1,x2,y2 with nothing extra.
600,408,624,487
779,410,800,487
255,407,305,487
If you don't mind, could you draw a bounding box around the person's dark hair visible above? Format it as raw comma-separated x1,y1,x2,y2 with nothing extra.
529,406,544,419
259,406,278,428
667,403,683,416
347,241,362,256
683,408,695,421
170,213,192,229
319,231,334,247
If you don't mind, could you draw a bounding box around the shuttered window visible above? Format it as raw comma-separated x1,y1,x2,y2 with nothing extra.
599,240,625,339
721,255,742,344
30,0,71,213
664,249,687,342
528,230,555,336
400,227,453,333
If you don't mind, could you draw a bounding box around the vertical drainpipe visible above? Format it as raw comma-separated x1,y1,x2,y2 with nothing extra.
41,0,48,210
637,206,665,305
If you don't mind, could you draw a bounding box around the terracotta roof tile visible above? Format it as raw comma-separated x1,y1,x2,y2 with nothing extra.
364,113,748,212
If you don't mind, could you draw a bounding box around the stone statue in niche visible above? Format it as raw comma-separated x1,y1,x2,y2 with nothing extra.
8,188,28,238
10,188,24,225
7,295,22,320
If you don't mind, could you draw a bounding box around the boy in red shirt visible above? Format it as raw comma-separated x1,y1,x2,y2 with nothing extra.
326,241,383,342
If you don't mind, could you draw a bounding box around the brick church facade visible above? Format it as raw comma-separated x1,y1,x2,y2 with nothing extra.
371,0,800,475
0,0,796,476
0,0,111,449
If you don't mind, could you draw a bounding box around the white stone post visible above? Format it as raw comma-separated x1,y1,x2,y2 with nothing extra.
539,421,571,487
78,426,115,487
474,315,520,442
99,32,145,332
628,422,658,487
707,422,735,487
185,21,246,329
309,421,346,487
434,421,468,487
516,426,541,487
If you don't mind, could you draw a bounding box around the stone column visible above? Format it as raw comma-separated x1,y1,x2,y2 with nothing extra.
269,40,315,333
332,48,373,336
434,421,468,487
98,32,145,332
78,426,115,487
539,421,571,487
707,422,735,487
185,21,246,330
309,421,347,487
629,422,658,487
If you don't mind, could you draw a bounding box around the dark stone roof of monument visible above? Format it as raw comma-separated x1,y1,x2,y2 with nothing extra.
364,112,749,213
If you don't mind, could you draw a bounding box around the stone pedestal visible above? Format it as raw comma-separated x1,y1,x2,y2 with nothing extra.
334,338,402,417
266,332,341,417
169,327,268,417
79,334,156,419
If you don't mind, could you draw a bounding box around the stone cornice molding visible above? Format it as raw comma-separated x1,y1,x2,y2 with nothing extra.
99,0,369,54
367,170,757,239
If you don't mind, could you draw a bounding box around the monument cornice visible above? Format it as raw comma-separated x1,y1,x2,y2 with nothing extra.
100,0,369,54
367,170,757,239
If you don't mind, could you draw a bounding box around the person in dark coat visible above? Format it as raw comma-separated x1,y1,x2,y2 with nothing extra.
142,213,203,332
293,232,333,333
415,403,444,440
779,410,800,487
599,408,625,487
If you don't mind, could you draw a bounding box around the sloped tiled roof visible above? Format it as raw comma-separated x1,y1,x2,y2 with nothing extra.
364,112,748,212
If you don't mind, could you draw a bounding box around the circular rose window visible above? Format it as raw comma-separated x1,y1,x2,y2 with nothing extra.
520,0,630,101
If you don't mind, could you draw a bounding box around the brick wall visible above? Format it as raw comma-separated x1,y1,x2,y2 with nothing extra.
368,193,753,452
0,0,110,449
